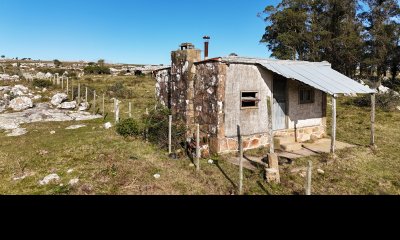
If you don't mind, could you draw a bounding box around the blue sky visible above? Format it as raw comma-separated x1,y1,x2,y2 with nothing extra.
0,0,279,64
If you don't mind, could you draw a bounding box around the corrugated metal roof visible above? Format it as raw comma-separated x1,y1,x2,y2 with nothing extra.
220,56,375,95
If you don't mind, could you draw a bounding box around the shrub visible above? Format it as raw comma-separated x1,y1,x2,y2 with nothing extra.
143,106,187,151
32,79,52,88
107,82,133,99
116,118,144,138
349,91,400,111
84,65,110,75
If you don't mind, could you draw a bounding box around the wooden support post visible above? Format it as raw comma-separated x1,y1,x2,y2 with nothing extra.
129,102,132,118
115,99,120,123
371,93,376,149
71,86,74,100
238,125,243,195
93,90,96,115
102,94,105,116
267,95,275,154
168,115,172,155
331,95,337,155
196,123,200,172
305,161,312,195
61,77,64,90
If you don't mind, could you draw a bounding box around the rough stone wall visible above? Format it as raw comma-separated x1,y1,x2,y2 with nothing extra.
192,62,226,155
155,69,171,108
170,49,201,124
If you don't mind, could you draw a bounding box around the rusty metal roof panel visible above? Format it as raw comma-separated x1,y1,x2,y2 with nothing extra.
220,56,375,95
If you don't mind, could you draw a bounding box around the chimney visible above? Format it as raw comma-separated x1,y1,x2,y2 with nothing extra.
203,36,210,60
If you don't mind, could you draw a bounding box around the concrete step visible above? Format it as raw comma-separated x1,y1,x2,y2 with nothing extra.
281,142,303,152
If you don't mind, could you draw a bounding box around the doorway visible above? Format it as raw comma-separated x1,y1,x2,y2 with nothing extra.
273,77,287,131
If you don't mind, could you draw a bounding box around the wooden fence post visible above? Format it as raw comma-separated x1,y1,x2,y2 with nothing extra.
102,94,105,116
61,77,64,90
371,93,376,148
145,108,149,143
129,102,132,118
93,90,96,114
115,99,120,123
78,83,81,105
305,161,312,195
85,87,88,103
196,124,200,172
168,115,172,155
66,77,69,95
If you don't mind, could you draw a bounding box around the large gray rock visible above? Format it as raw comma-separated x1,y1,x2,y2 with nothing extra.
9,97,33,111
51,93,68,106
78,102,90,111
38,174,60,185
58,101,77,110
10,85,29,96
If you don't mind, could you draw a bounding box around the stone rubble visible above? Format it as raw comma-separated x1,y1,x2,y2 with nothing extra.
38,174,60,185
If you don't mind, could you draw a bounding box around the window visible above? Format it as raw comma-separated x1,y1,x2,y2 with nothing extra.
241,91,259,109
299,87,315,104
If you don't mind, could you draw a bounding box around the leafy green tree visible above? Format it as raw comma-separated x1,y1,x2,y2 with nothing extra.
1,55,5,59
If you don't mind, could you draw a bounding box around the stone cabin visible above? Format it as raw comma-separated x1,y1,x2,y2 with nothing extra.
155,43,373,155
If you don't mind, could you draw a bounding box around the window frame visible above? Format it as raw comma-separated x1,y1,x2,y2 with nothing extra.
241,91,260,109
299,87,315,104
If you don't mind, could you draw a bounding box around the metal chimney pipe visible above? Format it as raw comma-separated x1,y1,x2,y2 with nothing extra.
203,36,210,60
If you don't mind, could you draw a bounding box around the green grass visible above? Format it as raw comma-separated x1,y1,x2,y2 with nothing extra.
1,75,400,195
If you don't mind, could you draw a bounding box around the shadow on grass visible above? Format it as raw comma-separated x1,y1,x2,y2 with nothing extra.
214,160,237,189
257,181,272,195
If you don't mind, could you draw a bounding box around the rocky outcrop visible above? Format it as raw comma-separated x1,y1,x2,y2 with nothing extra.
78,102,90,111
59,101,77,110
9,97,33,111
6,128,27,137
10,85,29,97
51,93,68,106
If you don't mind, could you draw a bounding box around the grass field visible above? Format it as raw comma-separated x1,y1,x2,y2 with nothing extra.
0,75,399,195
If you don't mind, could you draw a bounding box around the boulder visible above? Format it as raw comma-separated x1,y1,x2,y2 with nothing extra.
38,174,60,185
9,97,33,111
58,101,77,110
11,85,29,96
78,102,90,111
51,93,68,106
104,122,112,129
69,178,79,186
397,106,400,111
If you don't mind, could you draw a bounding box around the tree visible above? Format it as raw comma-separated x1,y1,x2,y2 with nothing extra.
359,0,400,87
53,59,62,67
1,55,5,59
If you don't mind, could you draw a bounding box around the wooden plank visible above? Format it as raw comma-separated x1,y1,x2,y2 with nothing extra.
371,93,376,148
331,95,337,155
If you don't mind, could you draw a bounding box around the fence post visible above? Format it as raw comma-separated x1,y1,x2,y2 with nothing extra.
93,90,96,115
238,125,243,195
66,77,69,95
305,161,312,195
129,102,132,118
85,87,88,103
145,108,149,143
78,83,81,105
115,99,120,123
168,115,172,155
196,124,200,172
102,93,105,116
62,77,64,90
